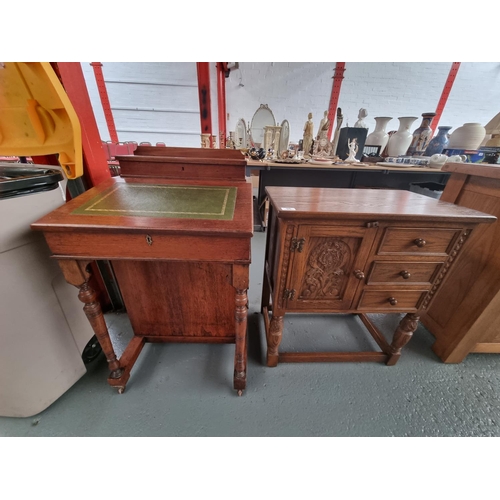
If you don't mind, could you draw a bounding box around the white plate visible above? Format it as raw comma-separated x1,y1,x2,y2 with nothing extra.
309,159,333,165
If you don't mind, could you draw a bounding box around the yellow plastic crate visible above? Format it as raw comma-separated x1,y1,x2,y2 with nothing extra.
0,62,82,179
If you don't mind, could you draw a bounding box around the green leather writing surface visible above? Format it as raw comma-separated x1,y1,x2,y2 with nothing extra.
72,184,237,220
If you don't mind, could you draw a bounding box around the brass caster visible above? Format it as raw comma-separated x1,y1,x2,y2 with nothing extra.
237,390,243,397
117,387,125,394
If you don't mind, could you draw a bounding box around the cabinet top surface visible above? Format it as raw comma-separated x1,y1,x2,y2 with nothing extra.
266,187,496,223
442,162,500,179
32,177,253,236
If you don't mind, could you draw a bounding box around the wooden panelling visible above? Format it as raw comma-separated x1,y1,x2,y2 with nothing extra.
112,261,236,337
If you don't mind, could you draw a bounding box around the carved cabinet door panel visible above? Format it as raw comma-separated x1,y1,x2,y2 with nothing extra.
285,224,377,311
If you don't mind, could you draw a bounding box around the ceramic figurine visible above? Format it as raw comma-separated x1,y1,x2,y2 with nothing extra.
407,112,436,156
226,132,235,149
302,112,314,157
345,138,360,163
424,126,452,156
354,108,369,129
331,107,343,155
312,136,333,157
316,110,330,140
201,133,211,148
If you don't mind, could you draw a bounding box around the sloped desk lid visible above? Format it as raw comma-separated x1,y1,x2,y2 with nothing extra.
31,177,253,237
72,183,237,220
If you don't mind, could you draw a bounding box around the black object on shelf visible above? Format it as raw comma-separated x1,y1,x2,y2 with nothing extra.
336,127,368,160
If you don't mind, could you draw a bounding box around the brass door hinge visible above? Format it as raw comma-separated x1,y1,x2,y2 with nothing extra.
290,237,305,252
283,289,296,301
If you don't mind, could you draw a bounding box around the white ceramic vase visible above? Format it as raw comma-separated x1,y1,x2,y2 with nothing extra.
365,117,392,152
448,123,486,150
387,117,418,156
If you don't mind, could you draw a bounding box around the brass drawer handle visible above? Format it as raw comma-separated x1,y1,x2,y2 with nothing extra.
354,270,365,280
388,297,398,306
414,238,426,248
400,270,411,279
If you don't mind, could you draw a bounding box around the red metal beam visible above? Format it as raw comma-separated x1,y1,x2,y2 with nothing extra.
196,62,213,145
56,62,111,187
327,62,346,141
90,62,119,143
216,63,228,149
431,62,461,134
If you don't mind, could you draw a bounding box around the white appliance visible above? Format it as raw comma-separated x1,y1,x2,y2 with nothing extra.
0,164,96,417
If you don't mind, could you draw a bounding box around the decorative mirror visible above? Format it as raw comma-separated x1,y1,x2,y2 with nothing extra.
279,119,290,155
249,104,276,147
234,118,247,149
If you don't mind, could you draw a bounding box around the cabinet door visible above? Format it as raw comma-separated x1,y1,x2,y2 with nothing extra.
286,225,376,311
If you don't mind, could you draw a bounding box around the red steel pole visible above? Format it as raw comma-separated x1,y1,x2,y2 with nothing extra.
90,62,119,143
327,62,346,142
57,62,111,187
431,62,461,134
196,62,213,146
216,63,228,149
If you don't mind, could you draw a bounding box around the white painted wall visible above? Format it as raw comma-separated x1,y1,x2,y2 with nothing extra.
81,62,500,148
226,62,500,145
81,62,202,147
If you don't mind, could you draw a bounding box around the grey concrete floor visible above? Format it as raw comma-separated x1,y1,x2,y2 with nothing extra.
1,231,500,437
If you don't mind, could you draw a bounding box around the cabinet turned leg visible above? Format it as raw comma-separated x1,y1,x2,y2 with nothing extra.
267,315,284,367
78,281,123,380
234,288,248,396
386,313,420,366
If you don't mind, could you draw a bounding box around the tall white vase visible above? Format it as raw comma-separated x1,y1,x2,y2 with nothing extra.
365,117,392,152
387,117,418,156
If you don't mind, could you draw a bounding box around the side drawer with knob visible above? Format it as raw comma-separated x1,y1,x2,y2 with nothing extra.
356,289,429,312
366,261,444,286
377,227,463,256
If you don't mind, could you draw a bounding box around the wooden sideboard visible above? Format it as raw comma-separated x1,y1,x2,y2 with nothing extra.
261,186,495,367
32,148,253,395
246,160,451,231
421,162,500,362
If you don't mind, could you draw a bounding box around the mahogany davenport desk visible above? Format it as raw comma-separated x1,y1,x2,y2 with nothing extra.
31,149,253,395
261,187,495,366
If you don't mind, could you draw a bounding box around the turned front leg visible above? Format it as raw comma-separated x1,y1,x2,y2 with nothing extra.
232,264,249,396
78,282,122,378
234,288,248,396
58,260,123,380
267,315,284,367
386,313,420,366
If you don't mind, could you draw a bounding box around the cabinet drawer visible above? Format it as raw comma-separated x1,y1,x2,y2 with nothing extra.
377,227,461,256
44,231,251,262
357,289,428,311
367,261,443,285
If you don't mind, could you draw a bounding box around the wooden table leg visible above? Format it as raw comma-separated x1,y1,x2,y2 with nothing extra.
386,313,420,366
232,265,249,396
234,288,248,396
107,336,145,393
267,314,284,367
58,260,123,382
